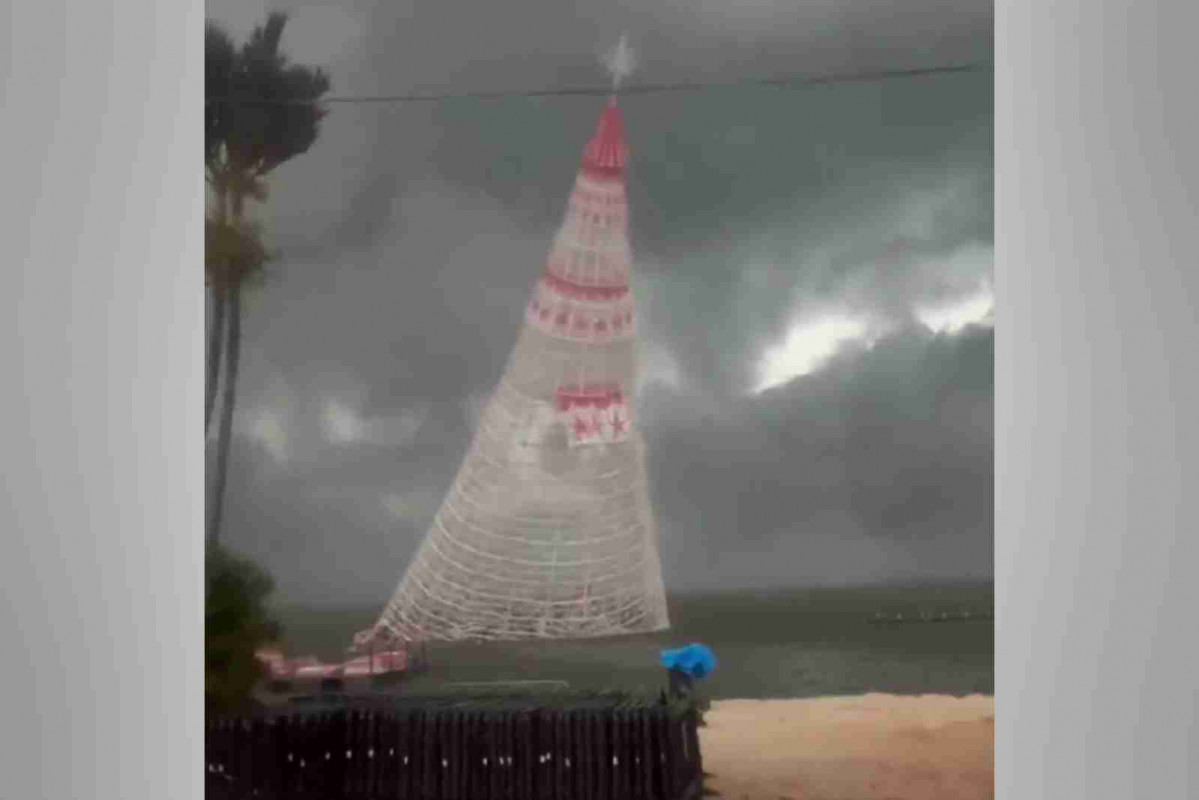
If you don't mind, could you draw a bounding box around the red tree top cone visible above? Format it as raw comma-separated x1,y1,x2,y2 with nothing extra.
580,97,628,181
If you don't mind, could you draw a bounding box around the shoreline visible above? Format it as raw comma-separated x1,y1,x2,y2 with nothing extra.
700,693,994,800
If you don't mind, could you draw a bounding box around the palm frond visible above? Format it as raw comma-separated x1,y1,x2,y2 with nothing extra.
208,11,330,181
205,217,271,289
205,21,237,166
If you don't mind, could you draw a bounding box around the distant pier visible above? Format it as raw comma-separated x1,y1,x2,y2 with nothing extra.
868,609,994,625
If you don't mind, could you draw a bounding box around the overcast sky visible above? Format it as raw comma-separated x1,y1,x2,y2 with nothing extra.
206,0,993,605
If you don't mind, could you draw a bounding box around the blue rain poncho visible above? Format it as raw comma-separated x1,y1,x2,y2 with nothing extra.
659,643,717,680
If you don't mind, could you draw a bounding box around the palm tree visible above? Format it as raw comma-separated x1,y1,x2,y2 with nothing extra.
205,13,330,544
205,219,268,546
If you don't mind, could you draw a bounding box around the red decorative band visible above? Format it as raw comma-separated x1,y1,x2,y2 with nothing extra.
541,273,629,302
581,163,624,181
525,301,636,343
555,383,626,411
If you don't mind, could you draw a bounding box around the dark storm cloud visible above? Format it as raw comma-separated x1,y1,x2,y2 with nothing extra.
212,0,990,255
221,411,469,604
644,323,993,590
234,178,544,400
206,0,993,604
287,0,990,98
222,321,993,600
407,71,992,396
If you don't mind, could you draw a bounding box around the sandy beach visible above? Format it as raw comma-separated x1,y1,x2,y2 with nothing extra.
699,694,994,800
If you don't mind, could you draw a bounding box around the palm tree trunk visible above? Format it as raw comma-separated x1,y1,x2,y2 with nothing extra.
205,285,227,433
206,184,231,435
208,282,242,545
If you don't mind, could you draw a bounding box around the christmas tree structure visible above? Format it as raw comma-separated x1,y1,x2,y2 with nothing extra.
372,87,669,642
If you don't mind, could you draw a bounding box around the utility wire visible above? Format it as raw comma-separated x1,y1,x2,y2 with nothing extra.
205,61,991,106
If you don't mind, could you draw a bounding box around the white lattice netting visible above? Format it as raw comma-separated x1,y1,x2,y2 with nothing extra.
373,99,670,642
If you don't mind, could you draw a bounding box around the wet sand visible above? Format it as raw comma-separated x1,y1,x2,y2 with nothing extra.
699,694,994,800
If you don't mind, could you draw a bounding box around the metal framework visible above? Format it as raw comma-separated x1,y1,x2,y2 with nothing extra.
372,97,670,642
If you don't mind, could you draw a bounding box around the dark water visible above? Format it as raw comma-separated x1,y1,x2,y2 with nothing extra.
272,582,993,700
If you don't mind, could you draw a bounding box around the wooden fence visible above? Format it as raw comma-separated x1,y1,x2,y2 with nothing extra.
206,697,704,800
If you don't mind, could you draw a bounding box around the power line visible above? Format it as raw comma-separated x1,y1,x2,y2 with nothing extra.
205,61,991,107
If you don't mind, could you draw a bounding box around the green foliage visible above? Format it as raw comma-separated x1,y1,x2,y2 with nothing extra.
204,20,237,167
205,218,271,289
206,543,282,715
205,13,331,193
